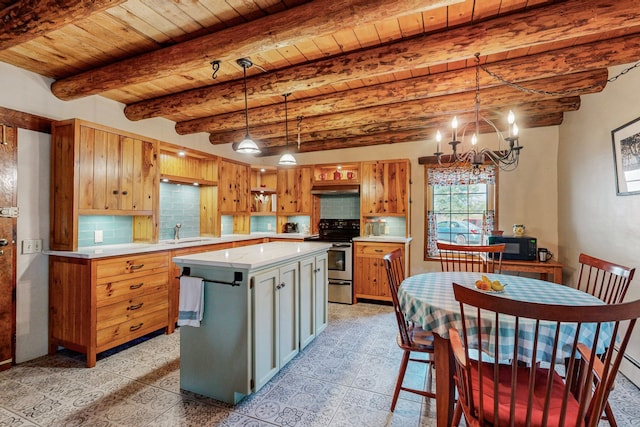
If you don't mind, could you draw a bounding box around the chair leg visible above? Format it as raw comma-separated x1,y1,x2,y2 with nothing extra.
391,350,411,412
604,402,618,427
451,400,463,427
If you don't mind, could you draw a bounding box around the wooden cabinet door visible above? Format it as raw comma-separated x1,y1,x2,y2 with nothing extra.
354,242,403,302
78,127,156,213
78,126,120,211
120,137,156,212
361,160,410,215
219,160,250,213
277,166,312,214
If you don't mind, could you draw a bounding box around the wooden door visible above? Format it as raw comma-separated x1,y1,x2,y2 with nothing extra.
0,124,17,371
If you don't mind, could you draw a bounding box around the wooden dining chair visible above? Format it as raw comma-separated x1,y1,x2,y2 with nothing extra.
383,249,436,411
449,282,640,427
575,252,636,427
577,252,635,305
437,242,506,273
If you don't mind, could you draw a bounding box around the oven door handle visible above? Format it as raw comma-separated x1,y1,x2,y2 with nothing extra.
329,280,352,286
331,243,351,248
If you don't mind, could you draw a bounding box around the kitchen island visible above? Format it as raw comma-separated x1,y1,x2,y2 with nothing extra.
173,241,331,404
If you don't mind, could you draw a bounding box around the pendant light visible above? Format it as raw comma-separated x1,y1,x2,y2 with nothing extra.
278,93,297,166
235,58,260,154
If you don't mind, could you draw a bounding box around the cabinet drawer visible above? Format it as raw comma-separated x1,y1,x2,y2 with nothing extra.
96,272,168,307
97,291,168,327
97,307,168,349
356,243,403,256
96,253,169,281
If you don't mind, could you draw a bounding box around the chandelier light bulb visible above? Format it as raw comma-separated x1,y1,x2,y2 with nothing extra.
513,122,519,137
435,130,442,152
508,110,515,125
471,133,477,146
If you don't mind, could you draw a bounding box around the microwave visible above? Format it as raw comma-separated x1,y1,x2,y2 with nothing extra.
487,235,537,261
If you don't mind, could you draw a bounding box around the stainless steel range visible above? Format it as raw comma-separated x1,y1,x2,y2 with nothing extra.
317,218,360,304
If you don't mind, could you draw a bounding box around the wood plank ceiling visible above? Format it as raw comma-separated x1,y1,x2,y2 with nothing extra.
2,0,640,156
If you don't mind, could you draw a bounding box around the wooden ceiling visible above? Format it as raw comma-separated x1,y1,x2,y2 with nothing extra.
2,0,640,156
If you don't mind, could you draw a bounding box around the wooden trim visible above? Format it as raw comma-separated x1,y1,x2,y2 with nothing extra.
0,106,52,134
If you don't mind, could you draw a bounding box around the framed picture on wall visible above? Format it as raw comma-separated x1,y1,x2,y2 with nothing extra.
612,116,640,196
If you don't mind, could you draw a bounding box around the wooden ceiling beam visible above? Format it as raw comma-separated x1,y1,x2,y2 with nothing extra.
125,0,640,123
0,0,127,51
252,97,580,147
209,69,605,145
255,113,565,156
174,32,639,136
49,0,461,100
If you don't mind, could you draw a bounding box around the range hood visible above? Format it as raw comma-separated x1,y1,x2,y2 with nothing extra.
311,184,360,195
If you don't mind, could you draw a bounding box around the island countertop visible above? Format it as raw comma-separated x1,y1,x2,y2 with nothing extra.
172,241,332,270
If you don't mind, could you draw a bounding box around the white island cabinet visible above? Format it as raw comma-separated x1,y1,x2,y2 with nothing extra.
172,241,330,404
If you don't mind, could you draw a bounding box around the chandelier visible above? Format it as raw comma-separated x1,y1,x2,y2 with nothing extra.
434,53,522,172
235,58,261,154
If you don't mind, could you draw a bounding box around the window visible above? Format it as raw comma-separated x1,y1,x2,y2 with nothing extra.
425,165,498,258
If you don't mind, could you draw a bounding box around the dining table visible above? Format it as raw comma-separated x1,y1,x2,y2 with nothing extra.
398,271,609,427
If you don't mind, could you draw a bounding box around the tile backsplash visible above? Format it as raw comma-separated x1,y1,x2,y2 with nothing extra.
319,194,360,219
159,182,200,240
77,186,404,247
78,216,133,247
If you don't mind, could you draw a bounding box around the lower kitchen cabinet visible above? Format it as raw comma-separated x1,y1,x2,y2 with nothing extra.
353,241,405,303
299,252,328,349
49,252,170,367
253,261,299,390
175,242,330,404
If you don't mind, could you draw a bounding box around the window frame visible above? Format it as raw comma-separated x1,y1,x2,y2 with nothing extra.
424,163,499,260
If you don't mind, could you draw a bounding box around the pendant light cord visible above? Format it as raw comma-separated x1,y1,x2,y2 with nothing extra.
284,93,290,147
243,63,250,138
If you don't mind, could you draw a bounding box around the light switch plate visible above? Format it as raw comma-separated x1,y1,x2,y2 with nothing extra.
94,230,103,243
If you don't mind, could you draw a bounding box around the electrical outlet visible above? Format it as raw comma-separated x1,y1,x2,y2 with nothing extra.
267,223,272,231
94,230,103,243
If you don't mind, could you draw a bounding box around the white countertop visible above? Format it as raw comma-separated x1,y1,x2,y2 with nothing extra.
352,236,413,243
173,241,332,270
45,233,318,259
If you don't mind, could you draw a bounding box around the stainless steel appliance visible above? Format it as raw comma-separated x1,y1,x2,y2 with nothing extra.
317,218,360,304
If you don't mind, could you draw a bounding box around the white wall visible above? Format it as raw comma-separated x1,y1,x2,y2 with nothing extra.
559,63,640,385
2,60,560,363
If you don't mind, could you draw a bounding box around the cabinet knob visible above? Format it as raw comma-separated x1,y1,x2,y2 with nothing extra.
112,190,119,195
122,190,128,196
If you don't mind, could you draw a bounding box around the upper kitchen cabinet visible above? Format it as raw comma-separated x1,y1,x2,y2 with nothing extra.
159,143,218,185
218,159,250,214
50,119,159,251
312,163,360,185
277,166,312,215
360,159,411,217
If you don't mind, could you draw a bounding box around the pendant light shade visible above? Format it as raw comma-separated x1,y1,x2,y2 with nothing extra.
235,58,260,154
278,92,297,165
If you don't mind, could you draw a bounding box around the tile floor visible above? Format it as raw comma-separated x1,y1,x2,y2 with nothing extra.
1,302,639,426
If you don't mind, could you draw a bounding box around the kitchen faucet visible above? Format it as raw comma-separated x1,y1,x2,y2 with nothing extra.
174,223,181,240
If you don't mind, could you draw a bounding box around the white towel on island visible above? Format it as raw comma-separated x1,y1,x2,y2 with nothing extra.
178,276,205,327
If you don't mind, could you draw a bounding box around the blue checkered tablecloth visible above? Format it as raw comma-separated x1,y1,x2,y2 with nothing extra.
399,272,612,364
